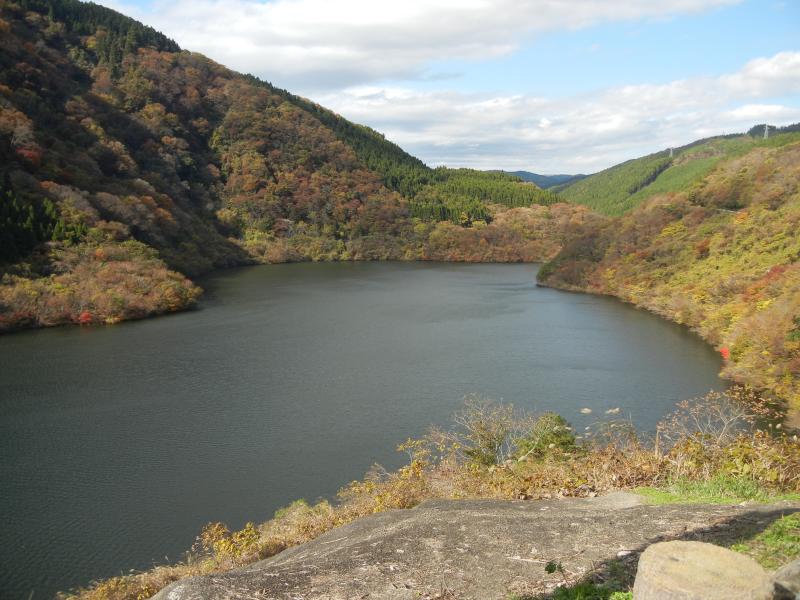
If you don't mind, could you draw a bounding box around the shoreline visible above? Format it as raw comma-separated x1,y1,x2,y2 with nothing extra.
536,277,799,426
0,254,550,336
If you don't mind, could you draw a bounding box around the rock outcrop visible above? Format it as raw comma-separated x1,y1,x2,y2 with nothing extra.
155,494,799,600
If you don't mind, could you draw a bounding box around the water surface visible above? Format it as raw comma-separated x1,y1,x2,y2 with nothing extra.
0,263,723,598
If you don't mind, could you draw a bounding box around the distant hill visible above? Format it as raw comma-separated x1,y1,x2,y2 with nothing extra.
501,171,587,189
554,128,800,215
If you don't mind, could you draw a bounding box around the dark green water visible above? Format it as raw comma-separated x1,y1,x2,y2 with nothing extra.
0,263,723,598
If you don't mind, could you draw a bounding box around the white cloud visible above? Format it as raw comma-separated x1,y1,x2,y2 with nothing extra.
720,51,800,96
316,51,800,172
98,0,798,172
100,0,739,90
724,103,799,121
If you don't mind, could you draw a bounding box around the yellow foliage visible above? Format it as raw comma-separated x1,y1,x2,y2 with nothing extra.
658,221,686,239
541,141,800,414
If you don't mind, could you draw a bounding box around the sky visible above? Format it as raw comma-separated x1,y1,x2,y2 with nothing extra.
98,0,800,174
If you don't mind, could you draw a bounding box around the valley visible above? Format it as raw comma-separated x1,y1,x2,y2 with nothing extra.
1,1,799,599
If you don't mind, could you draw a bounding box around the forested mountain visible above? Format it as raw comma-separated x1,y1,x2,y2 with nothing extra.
0,0,594,331
556,130,800,215
409,169,560,225
540,137,800,414
251,78,434,199
501,171,586,189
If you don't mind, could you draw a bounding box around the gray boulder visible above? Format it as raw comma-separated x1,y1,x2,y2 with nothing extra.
774,558,800,599
632,540,774,600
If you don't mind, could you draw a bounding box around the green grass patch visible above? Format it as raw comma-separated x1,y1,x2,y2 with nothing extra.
509,585,631,600
626,156,721,206
731,512,800,570
634,476,800,505
510,558,633,599
555,152,672,216
546,585,631,600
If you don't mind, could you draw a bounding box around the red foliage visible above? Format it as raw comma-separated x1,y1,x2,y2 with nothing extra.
744,264,790,299
720,347,731,361
15,145,42,167
765,264,788,282
694,238,710,259
78,311,93,325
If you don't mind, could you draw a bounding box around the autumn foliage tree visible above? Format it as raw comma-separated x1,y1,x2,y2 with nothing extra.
540,139,800,413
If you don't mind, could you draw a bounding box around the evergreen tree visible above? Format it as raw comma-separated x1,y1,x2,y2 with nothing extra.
0,173,83,263
0,173,37,262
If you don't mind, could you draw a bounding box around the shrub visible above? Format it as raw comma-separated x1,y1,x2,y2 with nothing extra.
516,412,577,460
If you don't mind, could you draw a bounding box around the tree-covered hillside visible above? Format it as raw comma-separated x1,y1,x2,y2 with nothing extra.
0,0,591,332
540,139,800,412
410,169,560,225
556,131,800,215
251,78,435,198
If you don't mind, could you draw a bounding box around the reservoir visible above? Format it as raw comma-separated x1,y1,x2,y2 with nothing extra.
0,262,723,598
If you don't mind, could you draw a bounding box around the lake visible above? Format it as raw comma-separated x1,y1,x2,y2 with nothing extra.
0,262,723,598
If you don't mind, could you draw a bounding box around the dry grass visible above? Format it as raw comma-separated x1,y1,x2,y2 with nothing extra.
61,387,800,600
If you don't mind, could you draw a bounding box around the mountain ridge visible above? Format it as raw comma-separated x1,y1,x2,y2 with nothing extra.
555,129,800,215
500,170,587,189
